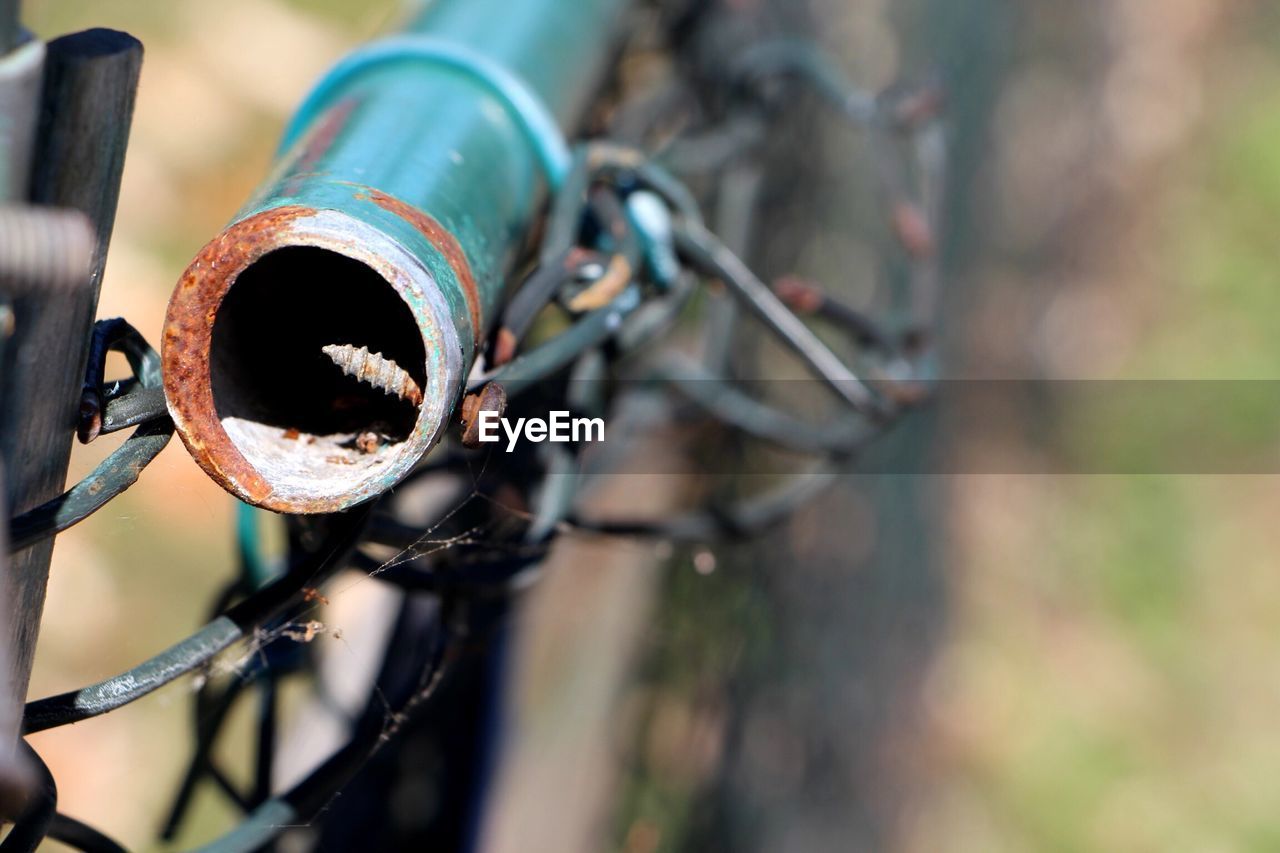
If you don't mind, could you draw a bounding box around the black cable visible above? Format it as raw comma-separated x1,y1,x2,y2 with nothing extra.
0,741,55,853
47,812,129,853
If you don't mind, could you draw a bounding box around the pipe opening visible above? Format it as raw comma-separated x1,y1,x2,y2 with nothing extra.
210,246,428,492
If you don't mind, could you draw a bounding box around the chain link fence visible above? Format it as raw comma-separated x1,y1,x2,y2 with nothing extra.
0,1,949,848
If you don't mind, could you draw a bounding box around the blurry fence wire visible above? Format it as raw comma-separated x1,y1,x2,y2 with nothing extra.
0,4,947,850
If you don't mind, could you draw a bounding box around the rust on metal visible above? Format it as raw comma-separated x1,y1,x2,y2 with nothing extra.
874,371,931,407
362,188,484,348
77,394,103,445
889,82,945,132
353,431,382,454
459,382,507,448
586,141,645,171
890,201,935,259
162,205,324,506
491,326,518,368
302,587,330,606
566,253,631,312
772,276,825,315
321,343,425,406
292,98,356,168
491,248,604,367
278,98,358,197
163,202,464,514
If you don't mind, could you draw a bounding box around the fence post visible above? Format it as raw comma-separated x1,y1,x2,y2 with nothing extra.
0,0,44,810
1,27,142,713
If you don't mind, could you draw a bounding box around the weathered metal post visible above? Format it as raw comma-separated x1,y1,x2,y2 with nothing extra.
2,3,141,817
0,0,42,808
162,0,628,514
0,24,141,725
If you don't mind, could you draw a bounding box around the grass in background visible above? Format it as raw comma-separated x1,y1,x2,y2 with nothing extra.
917,7,1280,851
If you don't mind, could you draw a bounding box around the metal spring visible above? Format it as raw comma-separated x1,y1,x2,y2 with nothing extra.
321,343,424,406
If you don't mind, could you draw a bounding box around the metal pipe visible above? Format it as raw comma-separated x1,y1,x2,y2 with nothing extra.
162,0,627,513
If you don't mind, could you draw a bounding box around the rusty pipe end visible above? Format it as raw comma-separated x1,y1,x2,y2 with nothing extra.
162,206,463,513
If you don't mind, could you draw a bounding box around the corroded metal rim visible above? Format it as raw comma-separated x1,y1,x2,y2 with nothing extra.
162,205,463,514
357,187,485,349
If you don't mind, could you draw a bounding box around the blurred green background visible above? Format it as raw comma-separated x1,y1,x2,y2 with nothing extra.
14,0,1280,851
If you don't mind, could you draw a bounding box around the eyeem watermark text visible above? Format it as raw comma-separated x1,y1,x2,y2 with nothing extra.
476,410,604,451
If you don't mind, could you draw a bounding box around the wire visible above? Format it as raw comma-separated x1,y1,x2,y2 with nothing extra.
22,507,371,733
0,741,55,853
0,22,949,849
47,813,129,853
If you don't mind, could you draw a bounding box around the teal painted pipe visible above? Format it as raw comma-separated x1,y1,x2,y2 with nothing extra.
162,0,627,513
